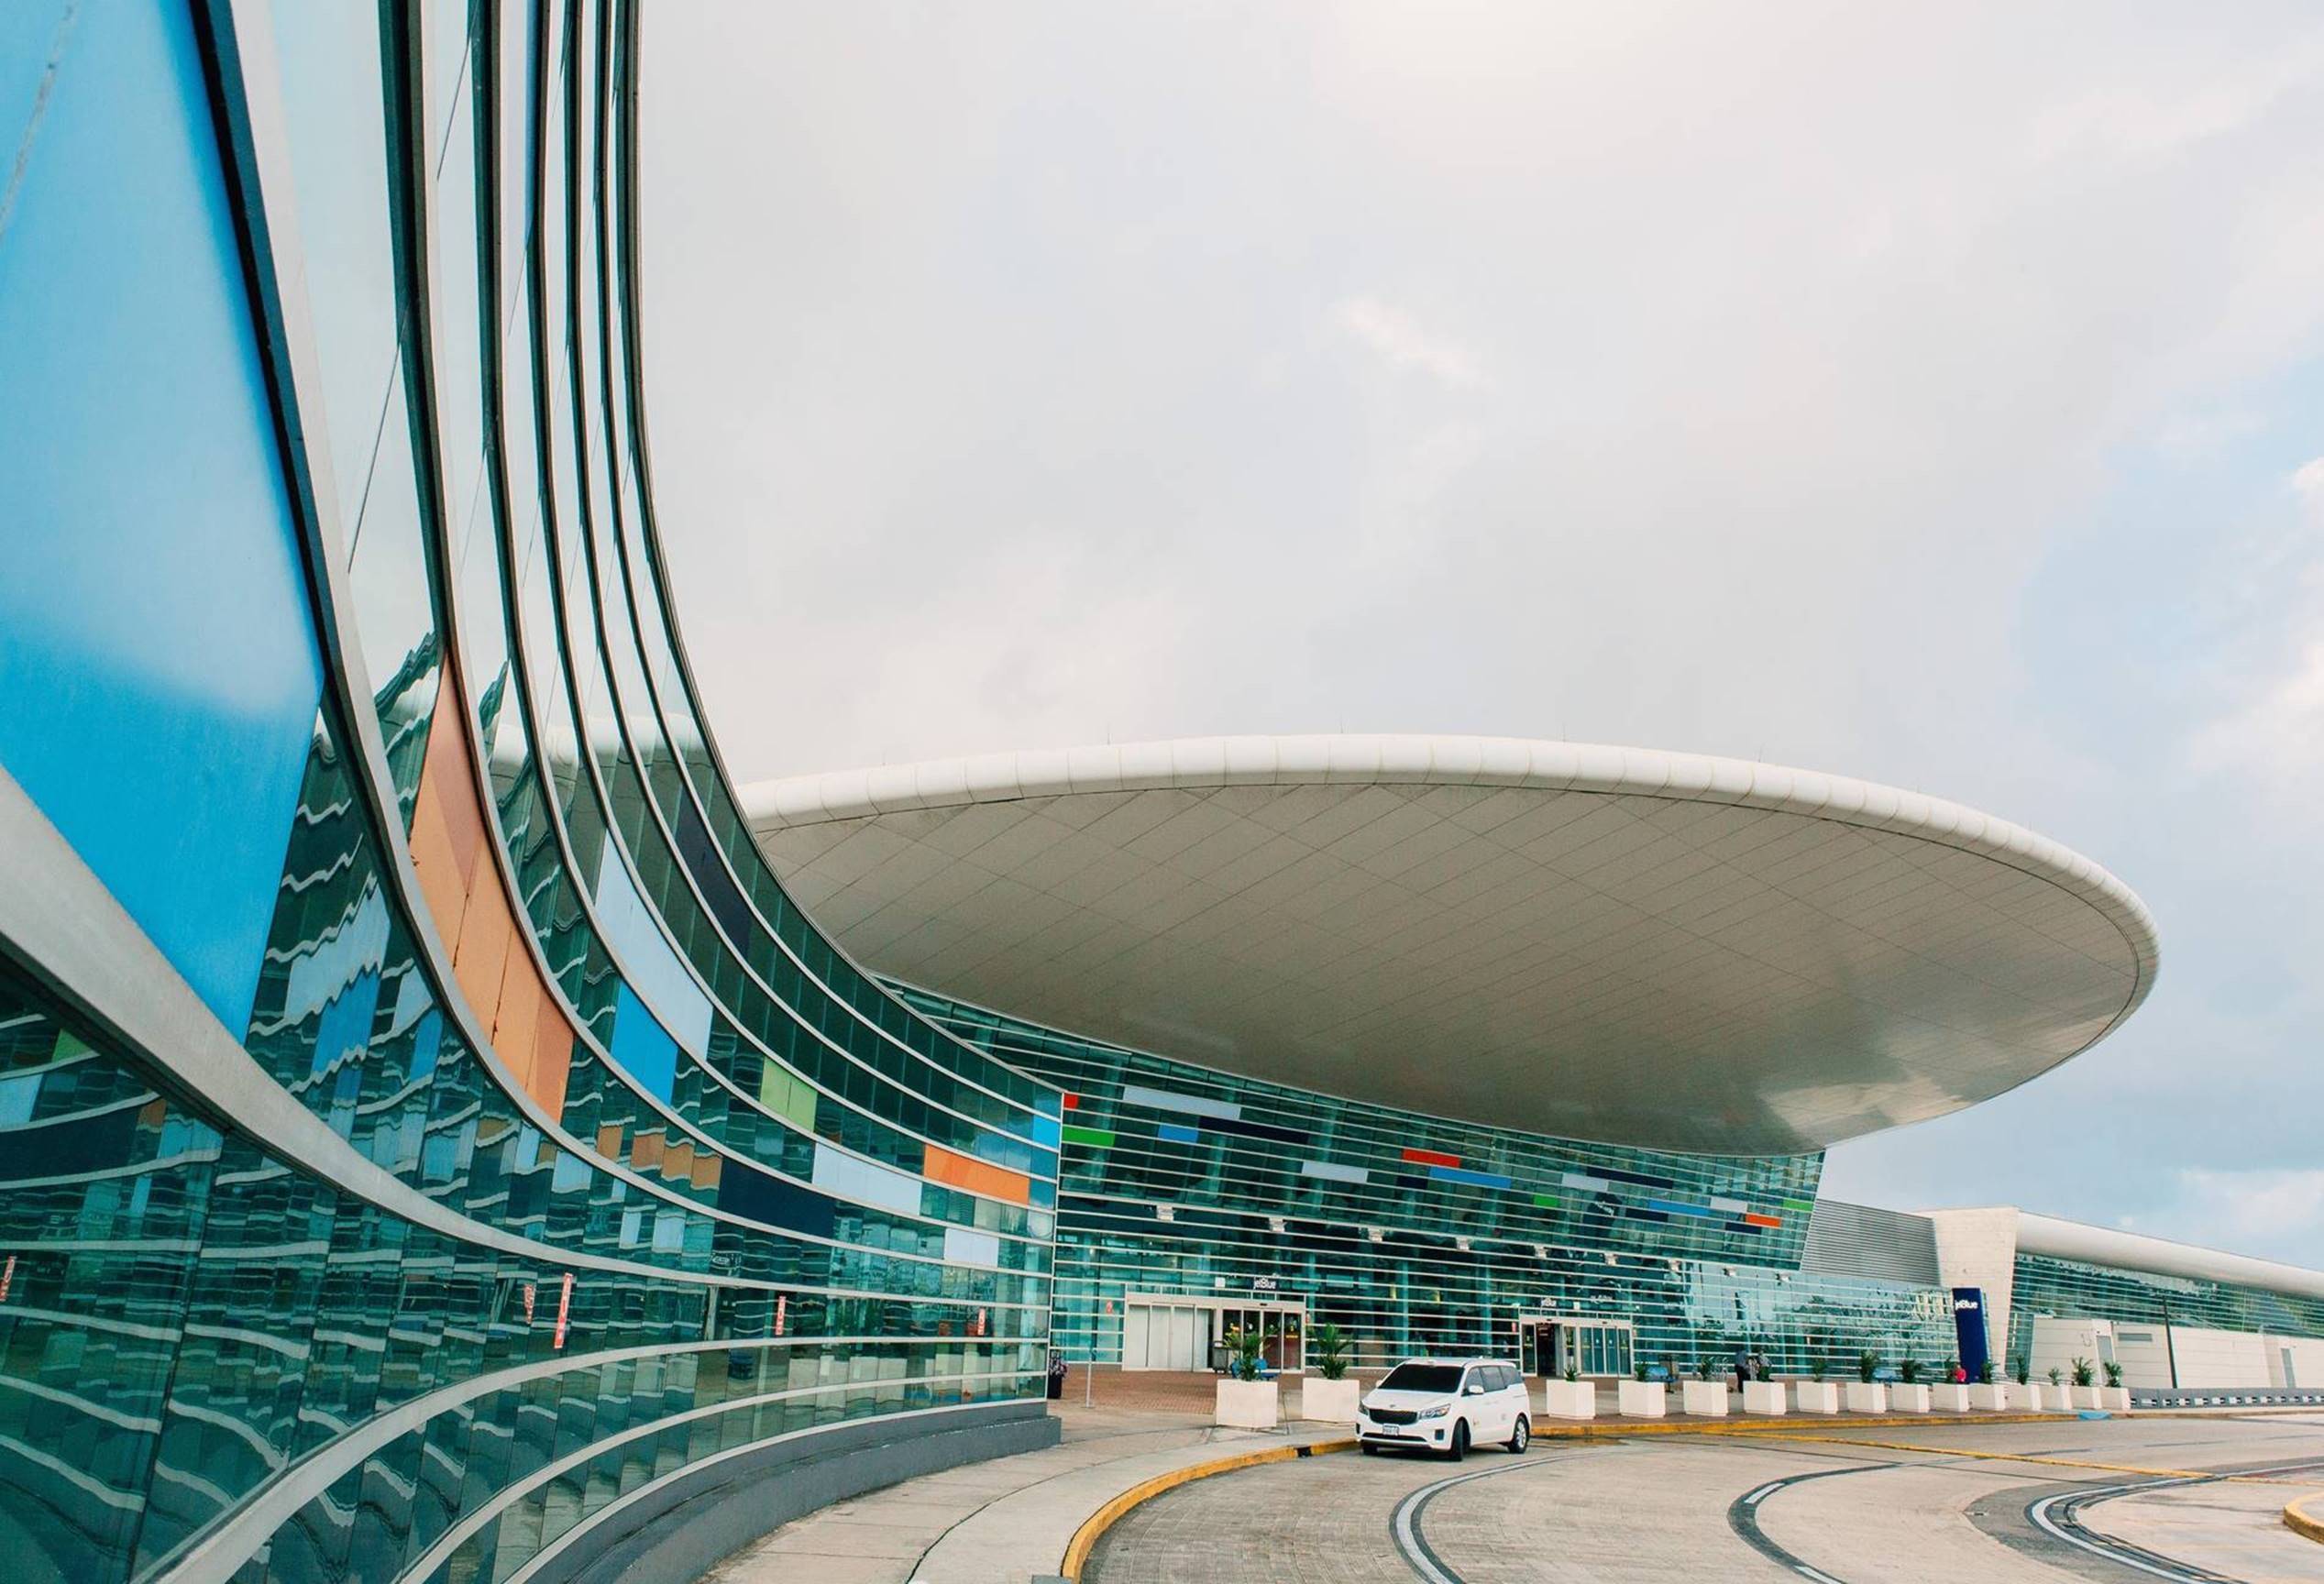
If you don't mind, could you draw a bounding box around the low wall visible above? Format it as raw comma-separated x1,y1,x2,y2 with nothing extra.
524,1399,1060,1584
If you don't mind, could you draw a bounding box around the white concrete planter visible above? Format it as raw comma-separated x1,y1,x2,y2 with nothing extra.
1542,1380,1596,1419
1299,1376,1362,1424
1888,1383,1931,1414
1680,1380,1730,1416
1931,1385,1972,1413
2070,1385,2103,1410
1742,1381,1788,1415
1845,1382,1888,1414
1792,1381,1841,1414
1617,1380,1666,1417
2003,1382,2044,1411
2100,1386,2131,1412
1968,1384,2009,1411
1216,1378,1280,1430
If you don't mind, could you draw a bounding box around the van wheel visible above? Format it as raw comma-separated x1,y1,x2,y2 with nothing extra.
1360,1443,1379,1456
1507,1415,1529,1454
1447,1420,1470,1461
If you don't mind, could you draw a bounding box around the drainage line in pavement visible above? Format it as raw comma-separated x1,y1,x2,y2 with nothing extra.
1723,1462,1893,1584
1387,1453,1581,1584
2026,1458,2324,1584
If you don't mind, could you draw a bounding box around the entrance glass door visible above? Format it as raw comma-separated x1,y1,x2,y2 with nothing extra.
1536,1318,1634,1378
1215,1303,1305,1373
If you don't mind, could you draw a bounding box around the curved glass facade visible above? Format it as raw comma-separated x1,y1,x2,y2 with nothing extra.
0,5,1055,1582
907,988,1958,1380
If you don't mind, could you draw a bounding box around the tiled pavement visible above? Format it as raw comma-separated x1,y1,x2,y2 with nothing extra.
701,1401,1341,1584
699,1376,2113,1584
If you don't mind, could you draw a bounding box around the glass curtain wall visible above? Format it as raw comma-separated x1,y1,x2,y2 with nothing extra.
2008,1253,2324,1372
908,986,1957,1378
0,5,1057,1583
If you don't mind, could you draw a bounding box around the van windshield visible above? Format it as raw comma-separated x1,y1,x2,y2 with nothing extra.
1378,1364,1464,1393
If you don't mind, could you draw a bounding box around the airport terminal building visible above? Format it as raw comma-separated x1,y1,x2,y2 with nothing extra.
748,740,2324,1397
2,9,2320,1584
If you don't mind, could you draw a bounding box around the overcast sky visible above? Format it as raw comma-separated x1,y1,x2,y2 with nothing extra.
637,3,2324,1264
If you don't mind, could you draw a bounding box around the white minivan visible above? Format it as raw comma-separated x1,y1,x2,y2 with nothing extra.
1357,1357,1532,1459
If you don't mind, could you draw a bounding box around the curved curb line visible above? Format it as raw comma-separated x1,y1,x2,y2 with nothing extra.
1052,1411,2076,1577
2286,1490,2324,1545
1059,1436,1356,1578
1526,1410,2073,1440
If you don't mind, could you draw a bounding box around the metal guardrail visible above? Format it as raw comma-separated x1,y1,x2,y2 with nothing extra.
2129,1387,2324,1409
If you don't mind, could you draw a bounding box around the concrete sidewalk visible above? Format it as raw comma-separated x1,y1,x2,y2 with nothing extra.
701,1392,2090,1583
701,1405,1347,1584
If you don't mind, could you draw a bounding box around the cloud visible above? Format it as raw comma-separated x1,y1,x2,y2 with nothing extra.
641,3,2324,1260
2296,455,2324,511
2190,637,2324,784
1329,295,1485,390
2164,1168,2324,1256
2184,456,2324,787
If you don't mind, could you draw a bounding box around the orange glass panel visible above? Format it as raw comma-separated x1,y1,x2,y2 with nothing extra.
529,1002,572,1116
923,1143,1030,1205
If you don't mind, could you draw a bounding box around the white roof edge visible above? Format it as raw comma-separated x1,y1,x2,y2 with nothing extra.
738,732,2160,1031
2010,1210,2324,1303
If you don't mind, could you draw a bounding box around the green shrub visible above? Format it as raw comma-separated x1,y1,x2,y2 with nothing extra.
2102,1360,2123,1389
2070,1357,2095,1388
1899,1358,1922,1383
1856,1350,1881,1383
1310,1323,1350,1382
1225,1326,1266,1382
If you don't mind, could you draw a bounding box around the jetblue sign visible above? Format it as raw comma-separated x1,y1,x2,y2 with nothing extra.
1951,1287,1990,1380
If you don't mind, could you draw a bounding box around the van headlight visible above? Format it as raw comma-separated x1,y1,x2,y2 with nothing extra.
1416,1404,1448,1420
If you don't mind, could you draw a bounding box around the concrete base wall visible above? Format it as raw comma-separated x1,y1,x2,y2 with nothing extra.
2166,1326,2274,1389
535,1400,1060,1584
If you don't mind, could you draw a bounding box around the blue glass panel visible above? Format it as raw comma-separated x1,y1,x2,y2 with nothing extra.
609,981,677,1102
0,2,323,1031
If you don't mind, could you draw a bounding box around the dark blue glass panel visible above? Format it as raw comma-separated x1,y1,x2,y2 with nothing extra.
0,2,323,1032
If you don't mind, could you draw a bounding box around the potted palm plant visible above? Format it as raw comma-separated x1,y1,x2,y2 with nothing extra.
1215,1326,1280,1430
2004,1357,2042,1411
2099,1359,2131,1412
1930,1357,1971,1413
1545,1358,1595,1419
2069,1357,2101,1410
1680,1358,1729,1417
1845,1351,1888,1414
1793,1359,1840,1414
1618,1357,1666,1418
1300,1324,1360,1423
1968,1358,2008,1412
1890,1358,1931,1414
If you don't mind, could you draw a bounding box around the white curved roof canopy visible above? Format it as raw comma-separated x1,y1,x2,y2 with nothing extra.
2015,1214,2324,1302
743,735,2158,1155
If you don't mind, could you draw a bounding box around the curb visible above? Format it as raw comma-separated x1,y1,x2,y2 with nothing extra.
2286,1490,2324,1546
1523,1411,2074,1439
1059,1436,1355,1578
1053,1411,2079,1577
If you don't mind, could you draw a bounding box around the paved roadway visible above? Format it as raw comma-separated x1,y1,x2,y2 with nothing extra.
1085,1414,2324,1584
